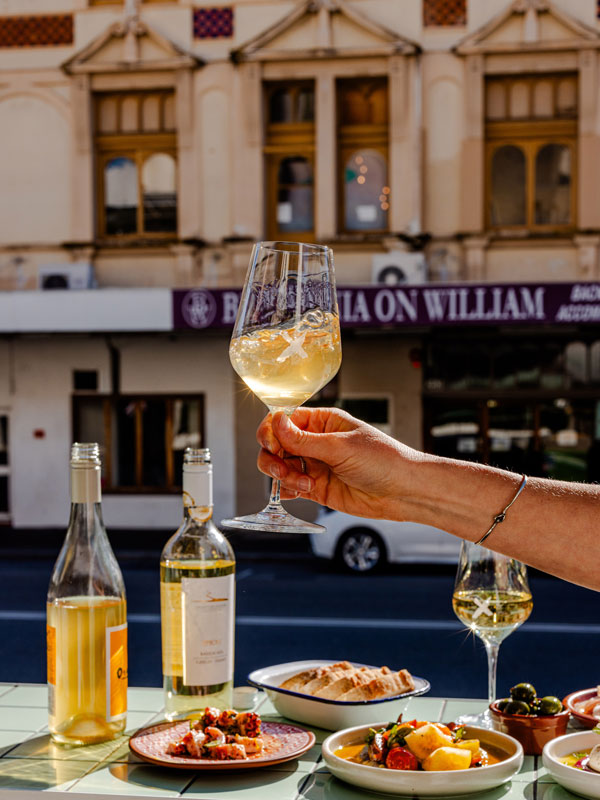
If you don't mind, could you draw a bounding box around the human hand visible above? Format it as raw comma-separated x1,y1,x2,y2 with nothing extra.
256,407,423,521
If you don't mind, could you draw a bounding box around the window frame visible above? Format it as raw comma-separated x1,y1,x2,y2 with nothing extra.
94,91,178,241
72,393,205,494
264,81,316,242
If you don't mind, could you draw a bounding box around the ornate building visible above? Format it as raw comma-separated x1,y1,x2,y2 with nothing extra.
1,0,600,529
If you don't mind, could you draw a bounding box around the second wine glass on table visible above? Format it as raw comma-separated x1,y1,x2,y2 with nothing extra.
452,541,533,727
221,241,342,534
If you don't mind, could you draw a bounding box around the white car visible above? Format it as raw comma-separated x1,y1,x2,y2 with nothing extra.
309,508,461,573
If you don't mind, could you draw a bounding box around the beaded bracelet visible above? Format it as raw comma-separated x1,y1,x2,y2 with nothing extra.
474,474,528,547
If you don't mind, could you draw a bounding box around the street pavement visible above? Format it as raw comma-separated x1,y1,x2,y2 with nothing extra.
0,535,598,702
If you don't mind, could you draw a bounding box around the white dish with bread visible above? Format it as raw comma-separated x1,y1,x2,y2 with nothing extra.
247,660,430,731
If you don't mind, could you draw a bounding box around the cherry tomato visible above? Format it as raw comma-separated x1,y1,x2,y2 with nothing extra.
385,747,419,770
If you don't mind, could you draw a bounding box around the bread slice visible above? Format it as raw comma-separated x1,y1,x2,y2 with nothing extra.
279,662,353,692
338,669,415,701
302,666,355,695
314,668,383,699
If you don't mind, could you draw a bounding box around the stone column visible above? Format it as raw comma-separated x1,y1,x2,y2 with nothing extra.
460,54,484,233
574,234,600,280
389,54,416,233
232,62,263,239
578,49,600,230
70,74,94,243
462,235,489,281
176,68,197,240
315,70,336,240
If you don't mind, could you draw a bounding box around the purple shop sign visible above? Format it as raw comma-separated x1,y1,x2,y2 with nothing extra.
172,282,600,330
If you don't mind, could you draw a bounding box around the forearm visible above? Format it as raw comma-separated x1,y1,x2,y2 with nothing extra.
403,455,600,590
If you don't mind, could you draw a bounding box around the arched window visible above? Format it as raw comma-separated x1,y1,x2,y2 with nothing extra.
490,146,526,226
142,153,177,233
276,156,313,232
344,150,388,231
535,144,571,225
104,157,138,235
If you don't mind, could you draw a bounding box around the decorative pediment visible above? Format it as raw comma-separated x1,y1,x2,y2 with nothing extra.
232,0,418,63
62,11,201,74
456,0,600,55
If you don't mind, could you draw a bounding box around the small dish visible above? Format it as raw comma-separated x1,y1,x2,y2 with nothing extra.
543,731,600,799
322,723,523,796
489,699,569,755
129,719,315,770
247,660,430,731
564,689,600,729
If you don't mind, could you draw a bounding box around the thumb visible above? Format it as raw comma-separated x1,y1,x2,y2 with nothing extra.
272,412,339,463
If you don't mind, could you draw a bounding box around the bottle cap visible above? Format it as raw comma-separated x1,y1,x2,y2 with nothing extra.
71,442,101,466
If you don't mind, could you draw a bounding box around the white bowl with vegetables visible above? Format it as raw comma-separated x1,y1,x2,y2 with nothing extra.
543,731,600,800
322,720,523,796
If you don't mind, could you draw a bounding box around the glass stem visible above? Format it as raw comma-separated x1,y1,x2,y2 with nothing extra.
266,478,283,511
484,641,500,705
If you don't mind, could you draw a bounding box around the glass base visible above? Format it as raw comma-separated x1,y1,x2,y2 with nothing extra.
455,708,494,729
220,508,325,534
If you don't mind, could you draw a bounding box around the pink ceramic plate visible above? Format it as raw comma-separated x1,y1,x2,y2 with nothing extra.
563,688,600,728
129,719,315,770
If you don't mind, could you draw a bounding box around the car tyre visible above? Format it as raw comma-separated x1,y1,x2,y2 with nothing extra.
335,528,386,574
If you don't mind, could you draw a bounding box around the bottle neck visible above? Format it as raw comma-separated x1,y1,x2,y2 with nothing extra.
71,464,101,504
183,465,213,523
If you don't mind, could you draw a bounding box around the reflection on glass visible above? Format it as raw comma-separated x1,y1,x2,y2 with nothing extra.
276,156,313,232
429,406,481,463
487,404,535,473
142,153,177,233
565,341,588,384
344,149,388,231
0,416,7,467
269,89,292,123
490,146,526,226
105,157,137,235
535,144,571,225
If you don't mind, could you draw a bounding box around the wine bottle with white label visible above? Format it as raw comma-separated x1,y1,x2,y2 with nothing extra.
47,443,127,745
160,448,235,720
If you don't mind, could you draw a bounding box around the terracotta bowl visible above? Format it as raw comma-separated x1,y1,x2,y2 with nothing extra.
489,700,570,755
563,688,600,729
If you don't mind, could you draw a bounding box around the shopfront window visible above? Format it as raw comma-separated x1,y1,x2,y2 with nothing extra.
73,394,204,492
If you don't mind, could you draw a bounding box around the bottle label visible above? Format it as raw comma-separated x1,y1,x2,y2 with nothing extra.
106,623,128,721
71,467,101,503
46,624,56,686
183,468,212,522
182,574,234,686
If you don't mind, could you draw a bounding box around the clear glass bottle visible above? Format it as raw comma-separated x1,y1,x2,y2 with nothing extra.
160,448,235,720
47,443,127,745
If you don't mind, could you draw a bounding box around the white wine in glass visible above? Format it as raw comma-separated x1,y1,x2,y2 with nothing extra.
221,241,341,534
452,540,532,727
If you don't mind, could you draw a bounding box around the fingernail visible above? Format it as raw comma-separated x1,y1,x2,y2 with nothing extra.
298,476,311,492
278,414,292,432
271,464,282,479
261,439,272,452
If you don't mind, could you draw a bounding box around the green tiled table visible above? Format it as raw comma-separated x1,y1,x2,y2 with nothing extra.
0,684,573,799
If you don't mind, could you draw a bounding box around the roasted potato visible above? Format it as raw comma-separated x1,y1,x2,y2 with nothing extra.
422,746,472,771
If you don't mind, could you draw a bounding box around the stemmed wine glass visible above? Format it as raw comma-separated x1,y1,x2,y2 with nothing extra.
452,540,533,727
221,241,342,534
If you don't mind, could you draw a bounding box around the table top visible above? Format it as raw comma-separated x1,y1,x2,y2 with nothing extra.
0,684,572,800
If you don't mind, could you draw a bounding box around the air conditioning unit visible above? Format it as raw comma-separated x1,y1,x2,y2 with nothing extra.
372,252,427,286
38,262,96,290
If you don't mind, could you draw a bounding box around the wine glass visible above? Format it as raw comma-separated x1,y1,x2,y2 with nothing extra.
452,540,533,727
220,241,341,534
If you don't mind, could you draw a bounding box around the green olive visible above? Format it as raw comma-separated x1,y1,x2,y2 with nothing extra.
537,696,563,715
510,683,537,703
496,698,510,712
504,700,531,715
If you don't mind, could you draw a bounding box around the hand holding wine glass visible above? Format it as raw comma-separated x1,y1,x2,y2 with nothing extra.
221,241,341,534
452,541,533,727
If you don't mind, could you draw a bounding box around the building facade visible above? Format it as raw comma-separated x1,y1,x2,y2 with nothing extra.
1,0,600,528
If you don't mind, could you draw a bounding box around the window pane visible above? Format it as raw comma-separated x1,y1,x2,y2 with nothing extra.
142,153,177,233
172,399,201,481
276,156,313,232
116,399,136,486
163,95,176,130
344,149,388,231
486,83,506,120
339,82,388,125
535,144,571,225
533,81,553,118
565,341,588,385
509,82,529,118
487,404,535,473
490,145,526,226
98,97,118,133
74,398,107,481
0,476,7,513
297,88,314,122
121,96,138,132
269,89,292,123
141,399,166,487
428,406,482,463
0,416,7,466
142,95,161,132
105,157,138,235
